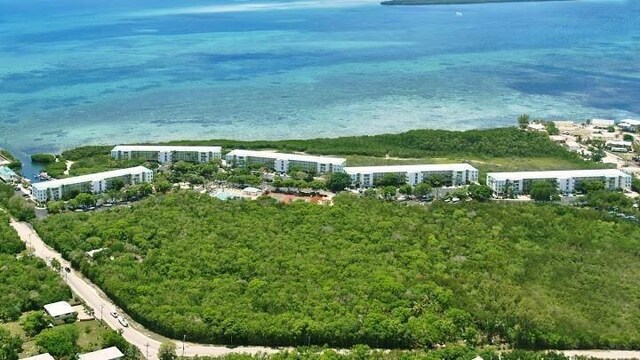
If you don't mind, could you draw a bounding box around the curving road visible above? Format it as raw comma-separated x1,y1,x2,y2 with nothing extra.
10,220,280,360
10,220,640,360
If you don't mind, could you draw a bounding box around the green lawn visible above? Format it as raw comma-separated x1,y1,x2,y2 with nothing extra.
3,313,110,357
76,320,112,352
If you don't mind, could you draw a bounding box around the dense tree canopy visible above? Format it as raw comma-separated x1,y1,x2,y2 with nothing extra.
158,341,178,360
173,127,582,160
0,255,71,322
35,324,79,360
22,311,51,337
0,212,24,254
0,211,70,322
0,326,23,360
201,347,585,360
575,180,605,194
326,172,352,192
31,153,57,164
529,181,560,202
583,190,634,212
35,193,640,350
467,184,492,202
0,183,35,221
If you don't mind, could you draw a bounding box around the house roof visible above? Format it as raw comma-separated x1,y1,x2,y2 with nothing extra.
44,301,75,317
591,118,615,126
528,123,546,129
21,354,55,360
78,347,124,360
344,164,477,174
112,145,221,153
32,166,152,190
606,140,633,147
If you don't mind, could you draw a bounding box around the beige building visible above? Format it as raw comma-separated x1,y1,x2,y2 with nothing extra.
31,166,153,202
344,164,479,188
225,150,346,174
486,169,632,196
111,145,221,164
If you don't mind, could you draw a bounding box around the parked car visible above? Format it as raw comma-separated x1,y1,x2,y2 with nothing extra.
118,316,129,327
64,267,71,273
110,311,118,318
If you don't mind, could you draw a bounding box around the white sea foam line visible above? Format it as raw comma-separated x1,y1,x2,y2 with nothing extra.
133,0,377,17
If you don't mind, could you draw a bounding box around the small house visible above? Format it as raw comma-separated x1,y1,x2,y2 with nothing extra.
79,347,124,360
527,123,546,132
22,354,55,360
44,301,76,321
590,118,615,129
242,186,262,197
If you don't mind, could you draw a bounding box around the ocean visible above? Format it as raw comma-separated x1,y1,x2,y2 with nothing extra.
0,0,639,173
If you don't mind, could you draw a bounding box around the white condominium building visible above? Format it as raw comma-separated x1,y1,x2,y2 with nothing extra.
225,150,346,174
619,119,640,132
344,164,479,188
111,145,222,164
32,166,153,202
486,169,632,196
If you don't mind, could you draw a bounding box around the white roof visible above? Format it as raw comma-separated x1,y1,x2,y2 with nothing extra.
344,164,477,174
528,123,545,129
243,187,262,193
33,166,152,190
487,169,630,181
78,347,124,360
44,301,75,317
22,354,55,360
112,145,221,152
606,140,633,146
620,119,640,126
621,167,640,175
86,248,107,258
591,118,615,126
227,149,346,165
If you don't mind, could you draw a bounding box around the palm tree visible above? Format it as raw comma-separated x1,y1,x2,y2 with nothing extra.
517,114,530,129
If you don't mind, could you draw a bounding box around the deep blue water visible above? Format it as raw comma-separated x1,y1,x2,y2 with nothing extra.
0,0,639,177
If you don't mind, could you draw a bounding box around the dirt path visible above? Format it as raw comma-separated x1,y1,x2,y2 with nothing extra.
63,160,74,175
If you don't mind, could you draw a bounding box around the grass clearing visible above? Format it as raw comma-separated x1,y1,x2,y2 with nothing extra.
2,314,110,356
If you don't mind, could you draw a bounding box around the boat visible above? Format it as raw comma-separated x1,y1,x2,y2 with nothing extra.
34,172,52,181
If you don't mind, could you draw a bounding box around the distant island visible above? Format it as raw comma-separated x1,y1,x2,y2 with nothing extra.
381,0,572,5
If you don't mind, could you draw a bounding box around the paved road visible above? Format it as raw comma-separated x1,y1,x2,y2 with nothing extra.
562,350,640,359
10,220,280,360
10,220,640,360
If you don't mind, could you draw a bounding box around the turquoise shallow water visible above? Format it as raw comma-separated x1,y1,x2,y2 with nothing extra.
0,0,639,167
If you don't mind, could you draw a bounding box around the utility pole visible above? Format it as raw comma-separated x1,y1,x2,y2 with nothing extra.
146,342,149,359
182,334,186,357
